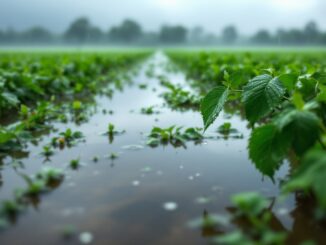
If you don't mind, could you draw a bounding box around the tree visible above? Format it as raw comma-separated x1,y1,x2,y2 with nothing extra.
88,27,103,43
304,21,319,44
21,26,53,43
159,25,187,44
252,30,273,44
0,30,4,43
188,26,204,44
1,28,18,43
222,26,238,44
108,19,142,43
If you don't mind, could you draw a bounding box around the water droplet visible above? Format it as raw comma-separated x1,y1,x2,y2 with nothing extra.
67,182,76,188
132,180,140,186
179,165,184,170
195,173,201,177
277,208,289,216
122,145,144,151
188,176,194,181
195,197,212,204
79,232,93,244
163,202,178,211
211,186,224,192
141,166,152,173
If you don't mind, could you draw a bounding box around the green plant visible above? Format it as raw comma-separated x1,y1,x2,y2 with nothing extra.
161,81,201,110
146,126,203,148
41,145,54,158
70,159,80,169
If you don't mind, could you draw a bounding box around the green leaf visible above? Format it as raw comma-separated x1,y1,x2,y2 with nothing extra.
317,85,326,102
231,192,270,216
283,150,326,209
201,86,229,131
278,73,298,91
2,92,19,106
249,124,292,179
242,74,285,123
291,91,305,110
274,110,320,155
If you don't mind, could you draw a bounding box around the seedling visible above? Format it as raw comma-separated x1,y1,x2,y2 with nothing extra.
104,123,125,144
41,145,54,158
217,122,243,139
70,159,80,169
161,81,200,110
146,126,203,148
140,106,159,115
109,153,119,160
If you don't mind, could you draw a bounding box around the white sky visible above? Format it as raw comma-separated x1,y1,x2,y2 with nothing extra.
0,0,325,34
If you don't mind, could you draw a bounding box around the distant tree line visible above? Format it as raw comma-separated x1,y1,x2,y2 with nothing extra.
0,17,325,46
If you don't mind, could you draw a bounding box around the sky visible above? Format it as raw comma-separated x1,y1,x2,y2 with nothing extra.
0,0,325,35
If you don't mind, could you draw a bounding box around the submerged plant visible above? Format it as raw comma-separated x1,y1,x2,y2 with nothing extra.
51,129,84,148
70,158,80,169
161,81,201,110
188,192,287,245
41,145,54,158
140,106,160,115
217,122,243,139
146,126,203,148
104,123,125,144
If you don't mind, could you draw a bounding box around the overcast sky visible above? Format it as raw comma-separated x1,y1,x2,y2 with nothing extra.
1,0,325,35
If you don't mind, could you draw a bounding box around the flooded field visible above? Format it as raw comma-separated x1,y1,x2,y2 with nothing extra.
0,51,326,245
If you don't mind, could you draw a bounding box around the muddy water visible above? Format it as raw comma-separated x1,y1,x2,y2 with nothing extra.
0,52,324,245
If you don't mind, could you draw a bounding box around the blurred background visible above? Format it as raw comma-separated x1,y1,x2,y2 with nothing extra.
0,0,325,47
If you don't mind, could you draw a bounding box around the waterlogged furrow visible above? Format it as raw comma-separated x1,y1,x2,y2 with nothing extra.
1,51,324,245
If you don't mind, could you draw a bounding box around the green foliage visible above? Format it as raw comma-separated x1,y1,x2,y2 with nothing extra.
70,159,80,169
161,81,200,110
0,52,150,115
146,126,203,148
0,123,30,152
242,74,285,124
188,192,287,245
283,150,326,209
249,109,320,178
140,106,159,115
169,50,326,214
51,129,84,148
249,124,292,179
201,86,229,131
0,167,64,227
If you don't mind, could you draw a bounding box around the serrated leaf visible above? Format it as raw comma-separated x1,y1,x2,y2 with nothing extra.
242,74,285,123
278,73,298,91
283,150,326,208
249,124,292,179
291,91,305,110
201,86,229,131
274,109,320,155
2,92,19,106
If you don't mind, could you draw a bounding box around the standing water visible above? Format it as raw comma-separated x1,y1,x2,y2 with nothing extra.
0,52,323,245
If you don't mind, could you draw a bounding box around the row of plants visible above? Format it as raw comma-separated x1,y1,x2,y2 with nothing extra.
0,52,150,155
167,51,326,244
0,51,150,230
0,51,150,116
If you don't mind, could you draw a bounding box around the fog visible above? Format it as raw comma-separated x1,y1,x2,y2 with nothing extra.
0,0,326,46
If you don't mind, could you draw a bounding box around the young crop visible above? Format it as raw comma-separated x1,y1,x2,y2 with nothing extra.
169,51,326,212
146,126,203,148
161,81,201,110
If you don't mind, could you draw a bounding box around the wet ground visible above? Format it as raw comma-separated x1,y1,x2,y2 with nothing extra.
0,52,324,245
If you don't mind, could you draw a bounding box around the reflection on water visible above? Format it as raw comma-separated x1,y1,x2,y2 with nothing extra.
0,52,325,244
